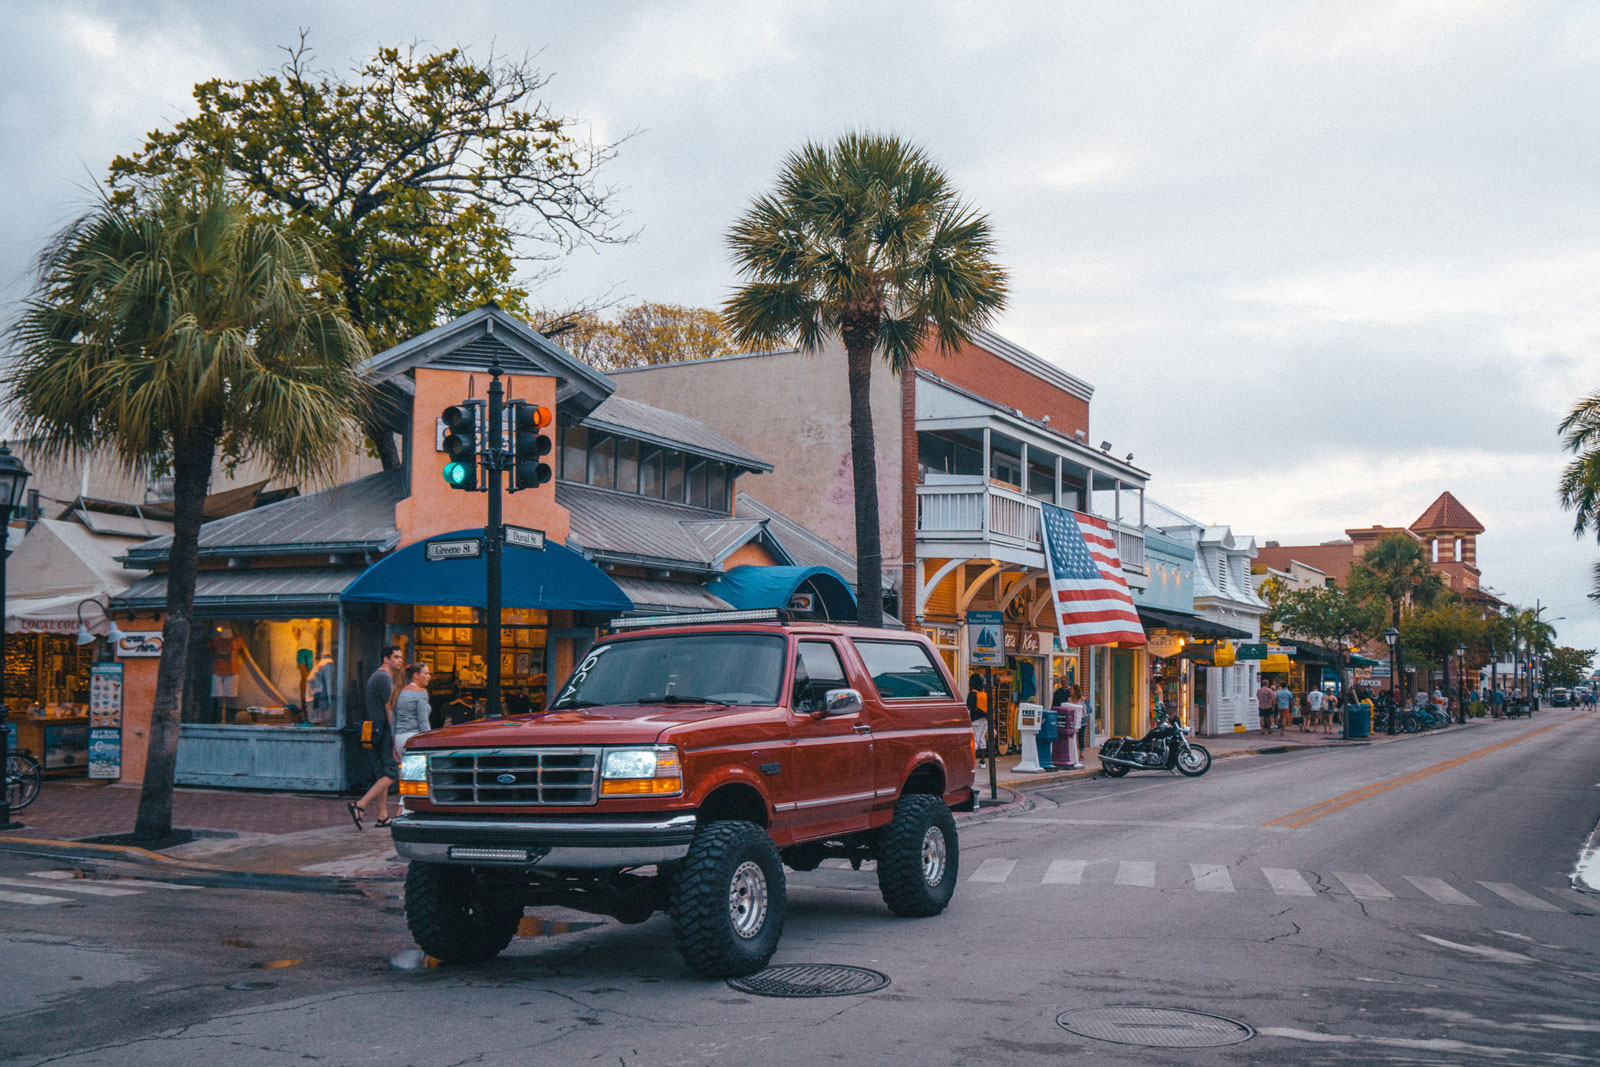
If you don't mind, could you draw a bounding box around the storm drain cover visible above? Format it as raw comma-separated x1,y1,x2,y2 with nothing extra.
1056,1007,1253,1048
728,964,890,998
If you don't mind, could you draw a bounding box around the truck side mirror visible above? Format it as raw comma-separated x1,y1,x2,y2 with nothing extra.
821,688,863,717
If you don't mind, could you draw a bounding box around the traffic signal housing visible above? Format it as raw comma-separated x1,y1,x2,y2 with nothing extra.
440,401,482,491
508,400,553,492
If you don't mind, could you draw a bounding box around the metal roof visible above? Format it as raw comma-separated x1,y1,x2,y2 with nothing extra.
113,568,368,613
581,394,771,471
735,492,893,593
557,481,742,571
124,470,404,563
608,575,734,614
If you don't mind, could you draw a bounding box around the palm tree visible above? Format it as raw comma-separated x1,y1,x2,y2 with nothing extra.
1508,606,1556,699
724,132,1008,624
7,182,369,840
1558,393,1600,600
1348,532,1443,629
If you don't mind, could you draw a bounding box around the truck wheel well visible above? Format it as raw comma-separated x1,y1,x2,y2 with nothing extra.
698,783,769,828
902,762,945,798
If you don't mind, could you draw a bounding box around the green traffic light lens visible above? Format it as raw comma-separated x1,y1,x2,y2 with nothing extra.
443,461,469,487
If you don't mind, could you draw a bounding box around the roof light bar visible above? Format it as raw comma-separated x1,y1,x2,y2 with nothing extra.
608,608,789,630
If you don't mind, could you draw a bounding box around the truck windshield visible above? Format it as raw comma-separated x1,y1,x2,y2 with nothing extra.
550,633,787,709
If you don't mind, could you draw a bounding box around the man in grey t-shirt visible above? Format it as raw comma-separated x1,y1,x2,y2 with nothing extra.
349,645,404,830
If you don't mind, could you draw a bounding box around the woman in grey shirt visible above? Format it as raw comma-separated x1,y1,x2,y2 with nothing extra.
392,662,434,768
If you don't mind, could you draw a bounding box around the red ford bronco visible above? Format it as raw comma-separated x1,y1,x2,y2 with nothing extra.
392,611,976,977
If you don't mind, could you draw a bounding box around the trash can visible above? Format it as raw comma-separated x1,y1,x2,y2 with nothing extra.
1345,700,1372,739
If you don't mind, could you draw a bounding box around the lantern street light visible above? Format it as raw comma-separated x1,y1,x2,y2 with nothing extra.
1455,642,1468,724
1383,627,1401,735
0,443,33,830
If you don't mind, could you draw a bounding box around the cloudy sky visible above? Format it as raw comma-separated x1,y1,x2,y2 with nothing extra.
4,1,1599,651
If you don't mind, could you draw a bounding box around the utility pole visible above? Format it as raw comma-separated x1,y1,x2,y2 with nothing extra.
484,361,505,719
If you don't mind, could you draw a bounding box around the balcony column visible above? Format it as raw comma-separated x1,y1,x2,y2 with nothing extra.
981,427,991,538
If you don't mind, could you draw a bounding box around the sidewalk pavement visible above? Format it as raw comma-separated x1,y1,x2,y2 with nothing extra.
0,717,1490,881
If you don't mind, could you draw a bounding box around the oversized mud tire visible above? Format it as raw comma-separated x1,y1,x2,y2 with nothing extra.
876,795,959,918
404,861,522,964
671,820,785,978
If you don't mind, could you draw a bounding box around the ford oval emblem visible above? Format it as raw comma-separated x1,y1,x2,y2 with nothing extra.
495,773,517,784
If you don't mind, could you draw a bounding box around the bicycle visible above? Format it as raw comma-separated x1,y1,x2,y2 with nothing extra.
6,748,42,811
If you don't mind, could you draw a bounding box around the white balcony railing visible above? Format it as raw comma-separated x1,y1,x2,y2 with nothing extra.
916,482,1144,572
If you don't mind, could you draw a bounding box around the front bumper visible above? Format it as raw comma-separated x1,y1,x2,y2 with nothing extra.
391,811,698,869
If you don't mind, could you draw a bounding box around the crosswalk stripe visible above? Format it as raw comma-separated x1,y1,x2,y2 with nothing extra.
0,876,139,898
1406,876,1479,906
1191,863,1235,892
1333,872,1393,900
1042,859,1085,885
970,859,1016,883
1477,882,1561,911
0,888,71,905
1263,868,1315,896
1543,887,1600,913
27,871,198,891
1115,861,1156,887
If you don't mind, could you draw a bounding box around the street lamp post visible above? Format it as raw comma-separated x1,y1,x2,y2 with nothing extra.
1455,642,1468,724
1383,627,1401,736
0,443,34,830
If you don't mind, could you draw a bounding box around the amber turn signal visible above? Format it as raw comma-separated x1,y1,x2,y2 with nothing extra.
600,778,682,797
398,780,428,796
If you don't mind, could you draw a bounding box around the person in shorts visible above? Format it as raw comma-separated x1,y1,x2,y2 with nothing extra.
1256,679,1276,733
1273,683,1294,735
1306,686,1326,732
967,673,990,764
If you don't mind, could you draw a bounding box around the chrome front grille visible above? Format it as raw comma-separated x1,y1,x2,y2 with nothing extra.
427,748,601,806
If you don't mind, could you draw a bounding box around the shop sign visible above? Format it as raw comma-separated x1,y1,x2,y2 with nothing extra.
1236,643,1267,659
114,632,164,657
15,618,78,634
1002,629,1054,654
1268,645,1297,657
788,592,815,613
923,625,957,647
89,665,123,780
966,611,1004,666
425,538,482,562
1147,633,1185,658
504,525,546,551
1212,643,1237,667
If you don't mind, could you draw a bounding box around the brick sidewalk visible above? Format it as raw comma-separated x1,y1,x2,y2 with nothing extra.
4,778,355,842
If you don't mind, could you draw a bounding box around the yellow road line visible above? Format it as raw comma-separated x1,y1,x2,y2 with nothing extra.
1264,715,1586,830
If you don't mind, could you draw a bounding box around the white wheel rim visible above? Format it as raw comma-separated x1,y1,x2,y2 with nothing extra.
728,860,768,939
921,825,947,886
1182,749,1207,771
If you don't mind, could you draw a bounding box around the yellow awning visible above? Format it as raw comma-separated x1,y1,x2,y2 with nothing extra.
1261,653,1294,673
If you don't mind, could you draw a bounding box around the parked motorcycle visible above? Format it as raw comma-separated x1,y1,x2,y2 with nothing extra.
1099,712,1212,778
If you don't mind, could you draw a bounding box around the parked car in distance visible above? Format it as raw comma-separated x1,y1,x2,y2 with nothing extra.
391,609,977,978
1550,687,1571,707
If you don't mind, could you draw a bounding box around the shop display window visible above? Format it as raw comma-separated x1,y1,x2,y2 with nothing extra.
411,604,550,715
186,617,339,727
5,634,94,709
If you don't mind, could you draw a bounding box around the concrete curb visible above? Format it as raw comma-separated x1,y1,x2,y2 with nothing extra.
0,835,366,894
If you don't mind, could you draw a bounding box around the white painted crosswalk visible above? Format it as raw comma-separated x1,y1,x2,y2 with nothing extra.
953,857,1593,914
0,869,175,907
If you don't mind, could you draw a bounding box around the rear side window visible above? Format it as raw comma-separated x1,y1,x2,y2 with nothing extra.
852,640,953,700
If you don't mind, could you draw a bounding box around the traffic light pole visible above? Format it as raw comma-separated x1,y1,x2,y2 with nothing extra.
484,362,505,719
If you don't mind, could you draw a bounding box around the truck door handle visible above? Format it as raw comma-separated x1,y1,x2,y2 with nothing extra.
853,723,872,734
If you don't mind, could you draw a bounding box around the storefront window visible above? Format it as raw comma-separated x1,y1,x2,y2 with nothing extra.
412,605,550,715
186,618,339,727
4,633,94,709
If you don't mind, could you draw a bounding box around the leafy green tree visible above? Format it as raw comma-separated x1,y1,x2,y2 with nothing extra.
6,182,369,840
725,132,1008,624
1266,584,1384,686
559,303,735,371
109,37,623,467
1403,597,1486,721
1347,532,1443,629
1557,392,1600,600
1542,645,1595,689
1507,605,1556,698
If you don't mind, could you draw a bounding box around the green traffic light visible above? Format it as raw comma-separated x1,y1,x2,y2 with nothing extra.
442,461,469,487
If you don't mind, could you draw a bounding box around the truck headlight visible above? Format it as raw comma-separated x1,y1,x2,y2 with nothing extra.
600,746,682,796
398,753,428,796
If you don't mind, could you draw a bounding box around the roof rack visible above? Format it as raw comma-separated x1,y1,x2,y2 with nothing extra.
607,607,792,630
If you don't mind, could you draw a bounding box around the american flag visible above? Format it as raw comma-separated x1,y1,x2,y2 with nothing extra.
1039,503,1146,647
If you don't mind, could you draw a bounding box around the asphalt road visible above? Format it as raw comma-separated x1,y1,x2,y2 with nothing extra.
3,708,1598,1067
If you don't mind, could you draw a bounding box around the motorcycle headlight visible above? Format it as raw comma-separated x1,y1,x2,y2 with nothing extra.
600,746,682,796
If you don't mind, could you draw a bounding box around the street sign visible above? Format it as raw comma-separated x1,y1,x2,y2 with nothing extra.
425,538,482,562
967,611,1005,666
504,525,546,551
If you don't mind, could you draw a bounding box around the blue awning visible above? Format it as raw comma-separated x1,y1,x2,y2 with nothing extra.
706,565,856,620
341,529,632,612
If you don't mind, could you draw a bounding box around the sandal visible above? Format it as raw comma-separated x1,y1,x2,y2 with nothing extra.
346,801,365,830
374,816,394,828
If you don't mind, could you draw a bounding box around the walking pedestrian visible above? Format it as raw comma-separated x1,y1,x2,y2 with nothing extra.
349,645,403,830
1256,678,1275,733
1074,683,1093,759
967,673,990,764
1273,682,1294,735
1307,685,1325,733
391,662,435,787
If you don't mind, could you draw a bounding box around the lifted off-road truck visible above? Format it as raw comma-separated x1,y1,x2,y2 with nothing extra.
392,611,977,977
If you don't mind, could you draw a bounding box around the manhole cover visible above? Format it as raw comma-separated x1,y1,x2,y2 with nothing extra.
224,980,277,992
1057,1007,1254,1048
728,964,890,998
